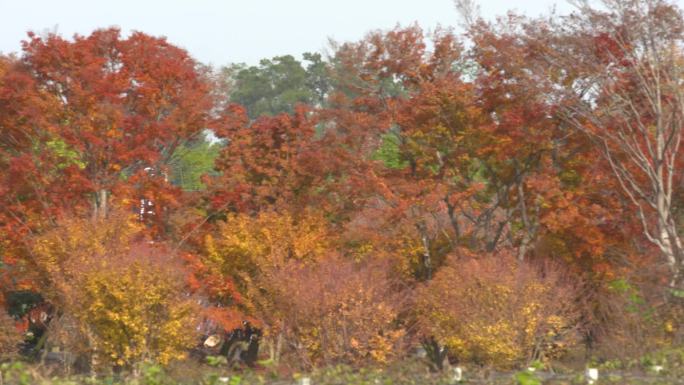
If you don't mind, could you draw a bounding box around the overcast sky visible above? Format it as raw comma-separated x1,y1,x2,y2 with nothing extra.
0,0,680,66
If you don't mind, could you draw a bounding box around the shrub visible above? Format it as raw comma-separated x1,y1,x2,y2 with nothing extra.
583,275,683,360
197,210,330,309
0,310,21,360
267,255,407,368
190,209,334,357
31,210,198,368
75,246,199,367
416,252,579,368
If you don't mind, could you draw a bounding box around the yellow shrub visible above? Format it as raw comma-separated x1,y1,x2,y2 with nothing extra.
31,209,142,301
77,254,198,366
416,253,579,368
200,209,330,310
207,209,329,270
31,210,198,368
199,210,408,368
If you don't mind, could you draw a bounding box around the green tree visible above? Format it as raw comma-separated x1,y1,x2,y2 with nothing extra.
225,54,331,119
169,132,222,191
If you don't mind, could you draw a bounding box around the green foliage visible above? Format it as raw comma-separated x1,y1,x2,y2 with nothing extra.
2,359,684,384
607,278,650,317
139,363,172,385
528,360,545,371
169,134,221,191
307,360,470,385
226,54,330,119
0,362,33,385
205,355,228,367
373,131,408,169
45,138,86,170
4,290,44,318
302,52,331,107
514,370,542,385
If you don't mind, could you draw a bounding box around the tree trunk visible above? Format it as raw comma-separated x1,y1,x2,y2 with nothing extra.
516,181,538,262
92,189,108,220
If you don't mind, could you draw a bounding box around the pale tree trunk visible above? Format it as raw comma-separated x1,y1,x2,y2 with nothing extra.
516,181,539,262
546,0,684,291
414,221,433,280
267,330,284,364
92,189,108,220
275,329,283,363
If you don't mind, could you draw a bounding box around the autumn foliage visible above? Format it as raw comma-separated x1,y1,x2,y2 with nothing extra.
416,252,579,368
0,311,21,360
30,210,198,368
266,256,407,368
75,248,198,367
1,0,683,374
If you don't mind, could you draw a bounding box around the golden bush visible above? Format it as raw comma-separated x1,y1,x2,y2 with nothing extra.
198,209,330,311
187,209,336,362
205,210,329,270
31,210,198,368
416,253,579,368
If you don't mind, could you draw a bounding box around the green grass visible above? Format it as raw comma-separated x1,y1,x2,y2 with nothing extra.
2,354,684,385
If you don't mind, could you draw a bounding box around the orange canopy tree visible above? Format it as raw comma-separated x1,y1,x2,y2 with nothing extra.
0,29,220,294
0,28,216,225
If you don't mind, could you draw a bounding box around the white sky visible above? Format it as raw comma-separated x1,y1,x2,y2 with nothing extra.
0,0,681,66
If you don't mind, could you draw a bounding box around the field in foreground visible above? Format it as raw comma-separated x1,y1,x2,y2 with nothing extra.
2,356,684,385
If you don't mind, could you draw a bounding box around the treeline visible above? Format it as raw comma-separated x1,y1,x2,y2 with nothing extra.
0,0,682,373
